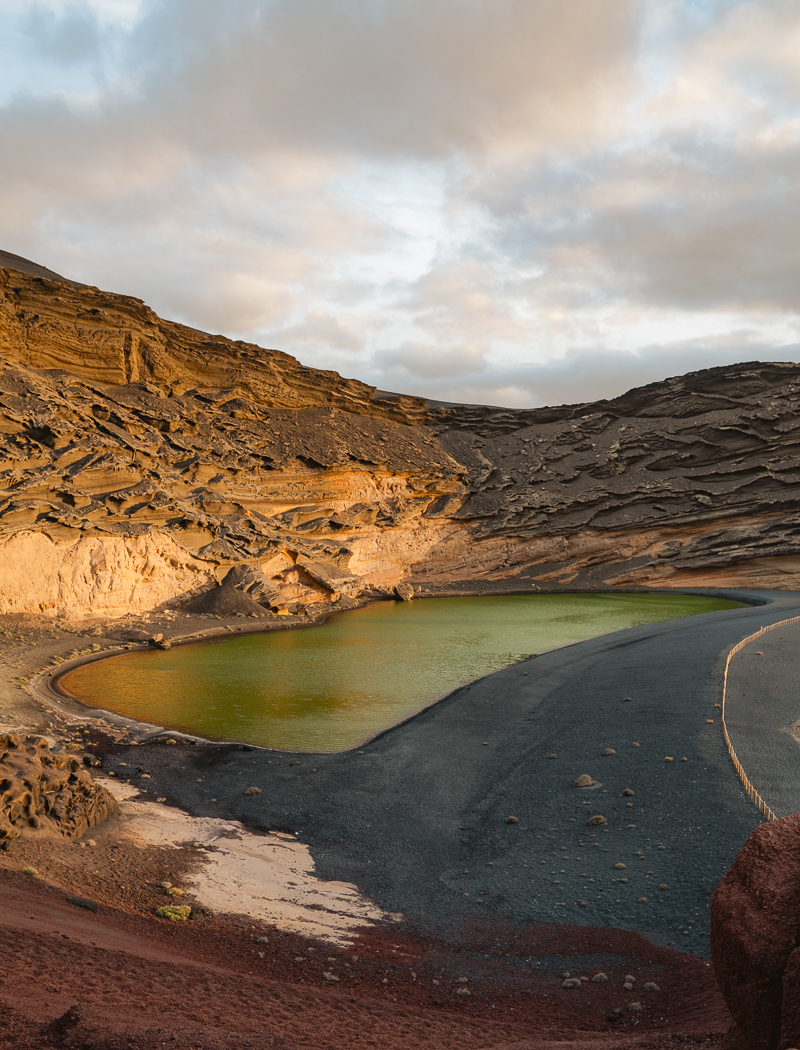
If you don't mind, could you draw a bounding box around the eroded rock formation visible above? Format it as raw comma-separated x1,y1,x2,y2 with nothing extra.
1,252,800,620
0,733,118,842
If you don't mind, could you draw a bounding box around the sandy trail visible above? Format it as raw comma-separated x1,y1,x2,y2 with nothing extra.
105,778,396,944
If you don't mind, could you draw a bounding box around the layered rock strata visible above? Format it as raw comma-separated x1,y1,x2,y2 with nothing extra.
1,256,800,620
0,733,118,842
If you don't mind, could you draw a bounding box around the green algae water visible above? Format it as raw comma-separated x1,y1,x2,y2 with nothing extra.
59,593,742,752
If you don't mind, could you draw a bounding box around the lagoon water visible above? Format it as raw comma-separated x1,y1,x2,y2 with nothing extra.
60,593,742,752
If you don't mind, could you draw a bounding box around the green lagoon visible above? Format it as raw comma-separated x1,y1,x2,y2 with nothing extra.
59,593,742,752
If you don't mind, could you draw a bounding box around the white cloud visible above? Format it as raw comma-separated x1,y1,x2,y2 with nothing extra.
1,0,800,408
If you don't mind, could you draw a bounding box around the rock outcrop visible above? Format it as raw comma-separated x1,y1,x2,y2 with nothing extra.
0,733,118,843
711,814,800,1050
1,253,800,620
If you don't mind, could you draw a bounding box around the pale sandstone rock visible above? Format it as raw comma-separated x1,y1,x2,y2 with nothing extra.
0,530,214,621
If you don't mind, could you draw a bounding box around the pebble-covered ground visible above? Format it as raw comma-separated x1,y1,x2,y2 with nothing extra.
99,588,799,959
3,587,797,1047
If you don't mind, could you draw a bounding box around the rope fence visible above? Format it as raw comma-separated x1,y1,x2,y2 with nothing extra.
721,613,800,822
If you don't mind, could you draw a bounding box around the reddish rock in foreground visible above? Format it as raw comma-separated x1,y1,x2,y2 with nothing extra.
711,813,800,1050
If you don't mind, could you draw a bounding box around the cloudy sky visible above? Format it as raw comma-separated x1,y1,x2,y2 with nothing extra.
1,0,799,407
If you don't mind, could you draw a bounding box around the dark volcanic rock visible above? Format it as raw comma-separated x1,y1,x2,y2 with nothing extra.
182,572,270,617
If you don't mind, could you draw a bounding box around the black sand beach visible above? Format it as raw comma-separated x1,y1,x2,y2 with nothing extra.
725,616,800,818
92,588,800,957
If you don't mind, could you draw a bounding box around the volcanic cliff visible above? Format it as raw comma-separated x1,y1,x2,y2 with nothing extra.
1,249,799,620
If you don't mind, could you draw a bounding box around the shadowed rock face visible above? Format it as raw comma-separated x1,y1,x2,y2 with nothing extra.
1,256,800,619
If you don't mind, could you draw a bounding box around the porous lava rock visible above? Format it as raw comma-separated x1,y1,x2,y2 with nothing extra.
710,812,800,1050
0,733,118,843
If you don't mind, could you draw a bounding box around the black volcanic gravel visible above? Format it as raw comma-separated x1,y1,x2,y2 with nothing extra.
101,588,800,956
725,618,800,818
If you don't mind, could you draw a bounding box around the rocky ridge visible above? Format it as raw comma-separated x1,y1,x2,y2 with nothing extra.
1,253,800,619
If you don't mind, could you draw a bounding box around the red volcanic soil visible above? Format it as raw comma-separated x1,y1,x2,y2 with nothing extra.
0,833,728,1050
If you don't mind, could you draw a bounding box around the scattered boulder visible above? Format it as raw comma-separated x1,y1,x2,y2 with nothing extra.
602,748,616,756
394,583,414,601
66,894,98,913
574,774,596,788
506,815,519,824
711,812,800,1050
244,786,262,796
587,815,607,826
621,788,634,796
0,733,118,843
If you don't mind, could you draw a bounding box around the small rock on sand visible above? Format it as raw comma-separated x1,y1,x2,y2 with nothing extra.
574,774,595,788
602,748,616,756
244,786,262,796
588,815,607,826
506,815,519,824
66,894,98,913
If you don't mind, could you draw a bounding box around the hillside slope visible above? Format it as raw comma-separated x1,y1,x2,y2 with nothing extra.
1,255,799,619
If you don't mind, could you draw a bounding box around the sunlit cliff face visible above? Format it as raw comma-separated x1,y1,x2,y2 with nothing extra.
0,263,799,621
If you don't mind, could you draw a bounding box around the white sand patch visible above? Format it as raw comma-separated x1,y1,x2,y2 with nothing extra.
99,778,397,945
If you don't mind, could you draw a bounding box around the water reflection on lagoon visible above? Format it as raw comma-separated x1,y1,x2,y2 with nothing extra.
59,592,742,752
